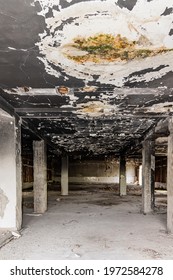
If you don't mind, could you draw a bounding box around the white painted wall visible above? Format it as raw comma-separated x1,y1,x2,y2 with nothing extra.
0,110,22,229
139,165,142,186
126,162,136,184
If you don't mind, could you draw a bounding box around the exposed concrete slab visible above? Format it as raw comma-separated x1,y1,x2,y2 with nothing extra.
0,186,172,260
0,110,22,229
33,140,47,213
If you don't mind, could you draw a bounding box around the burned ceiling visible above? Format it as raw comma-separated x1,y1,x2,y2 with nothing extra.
0,0,173,157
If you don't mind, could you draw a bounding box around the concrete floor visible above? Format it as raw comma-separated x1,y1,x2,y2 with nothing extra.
0,186,173,260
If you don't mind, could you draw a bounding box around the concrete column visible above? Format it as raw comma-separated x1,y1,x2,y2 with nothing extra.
167,118,173,233
151,143,155,209
142,139,155,214
119,155,126,196
33,140,47,213
0,110,22,229
61,155,69,196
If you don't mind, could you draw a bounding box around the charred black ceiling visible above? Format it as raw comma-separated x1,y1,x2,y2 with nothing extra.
0,87,172,157
0,0,173,157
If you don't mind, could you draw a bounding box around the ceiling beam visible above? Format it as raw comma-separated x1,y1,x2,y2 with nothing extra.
4,87,173,96
0,95,60,154
0,95,18,118
22,119,61,155
15,107,171,119
155,117,169,137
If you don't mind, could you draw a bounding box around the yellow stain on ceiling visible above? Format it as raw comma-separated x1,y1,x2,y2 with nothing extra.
76,101,116,116
63,33,173,63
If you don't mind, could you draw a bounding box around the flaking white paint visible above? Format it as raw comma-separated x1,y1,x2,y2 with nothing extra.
146,101,173,113
34,0,173,86
75,100,118,116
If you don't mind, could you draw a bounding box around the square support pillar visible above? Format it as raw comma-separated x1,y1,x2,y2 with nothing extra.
167,118,173,233
142,139,155,214
151,147,155,209
33,140,47,213
119,155,126,196
0,111,22,230
61,155,69,196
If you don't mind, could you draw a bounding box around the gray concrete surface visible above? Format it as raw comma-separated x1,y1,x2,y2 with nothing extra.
0,187,172,260
33,140,47,214
0,231,13,249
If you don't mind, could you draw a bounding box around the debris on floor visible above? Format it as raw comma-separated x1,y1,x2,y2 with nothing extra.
74,253,81,258
11,231,21,239
25,213,42,217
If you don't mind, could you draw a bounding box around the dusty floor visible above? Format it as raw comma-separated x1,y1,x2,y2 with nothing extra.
0,185,172,260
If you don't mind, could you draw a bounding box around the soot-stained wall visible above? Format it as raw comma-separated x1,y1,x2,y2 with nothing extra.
22,154,168,188
155,156,167,189
22,155,138,186
52,158,138,185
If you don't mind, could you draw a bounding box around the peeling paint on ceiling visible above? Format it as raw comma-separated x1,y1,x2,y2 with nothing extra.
75,100,117,116
33,0,173,87
0,0,173,157
146,101,173,113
